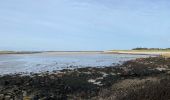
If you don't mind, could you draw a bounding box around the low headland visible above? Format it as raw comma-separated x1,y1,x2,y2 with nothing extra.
0,49,170,100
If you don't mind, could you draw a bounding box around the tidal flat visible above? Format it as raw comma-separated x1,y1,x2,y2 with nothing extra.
0,55,170,100
0,52,149,75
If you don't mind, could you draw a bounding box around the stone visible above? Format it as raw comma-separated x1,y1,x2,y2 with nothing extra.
0,94,4,100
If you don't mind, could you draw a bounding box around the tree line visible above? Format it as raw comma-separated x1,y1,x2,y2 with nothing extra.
132,48,170,50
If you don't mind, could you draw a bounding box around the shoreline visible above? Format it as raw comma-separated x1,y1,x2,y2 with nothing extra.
0,56,170,99
1,50,168,54
1,50,169,57
104,50,170,57
0,51,42,55
0,51,103,56
0,53,150,75
0,51,161,56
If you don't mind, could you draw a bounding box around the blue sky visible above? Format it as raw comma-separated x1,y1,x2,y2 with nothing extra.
0,0,170,51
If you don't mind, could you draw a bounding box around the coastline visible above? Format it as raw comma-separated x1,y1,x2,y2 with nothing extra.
104,50,170,57
0,56,170,99
1,50,169,57
0,51,42,55
0,51,103,56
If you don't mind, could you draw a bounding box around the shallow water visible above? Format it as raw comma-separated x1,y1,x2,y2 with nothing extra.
0,52,151,75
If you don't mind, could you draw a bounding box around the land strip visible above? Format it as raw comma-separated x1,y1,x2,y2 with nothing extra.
105,50,170,57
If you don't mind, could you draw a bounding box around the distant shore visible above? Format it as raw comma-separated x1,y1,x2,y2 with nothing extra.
0,51,42,55
0,51,104,54
104,50,170,57
1,50,170,57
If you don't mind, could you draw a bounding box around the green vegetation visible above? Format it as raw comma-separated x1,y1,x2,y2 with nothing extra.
108,48,170,52
110,49,170,52
132,47,170,50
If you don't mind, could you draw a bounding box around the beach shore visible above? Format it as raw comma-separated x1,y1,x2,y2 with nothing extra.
104,50,170,57
1,50,170,57
0,56,170,100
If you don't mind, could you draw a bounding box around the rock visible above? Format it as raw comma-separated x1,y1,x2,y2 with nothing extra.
4,95,11,100
0,94,4,99
155,68,166,71
23,96,31,100
88,79,96,83
167,71,170,74
22,91,27,97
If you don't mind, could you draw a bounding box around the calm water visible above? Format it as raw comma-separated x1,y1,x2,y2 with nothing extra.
0,52,150,75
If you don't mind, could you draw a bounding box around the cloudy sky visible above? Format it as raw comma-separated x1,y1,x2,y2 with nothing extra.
0,0,170,51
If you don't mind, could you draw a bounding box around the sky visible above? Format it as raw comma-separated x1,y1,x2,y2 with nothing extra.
0,0,170,51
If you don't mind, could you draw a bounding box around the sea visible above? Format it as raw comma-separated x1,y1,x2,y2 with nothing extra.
0,52,151,75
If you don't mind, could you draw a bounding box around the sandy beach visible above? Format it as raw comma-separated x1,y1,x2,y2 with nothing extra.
104,50,170,57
